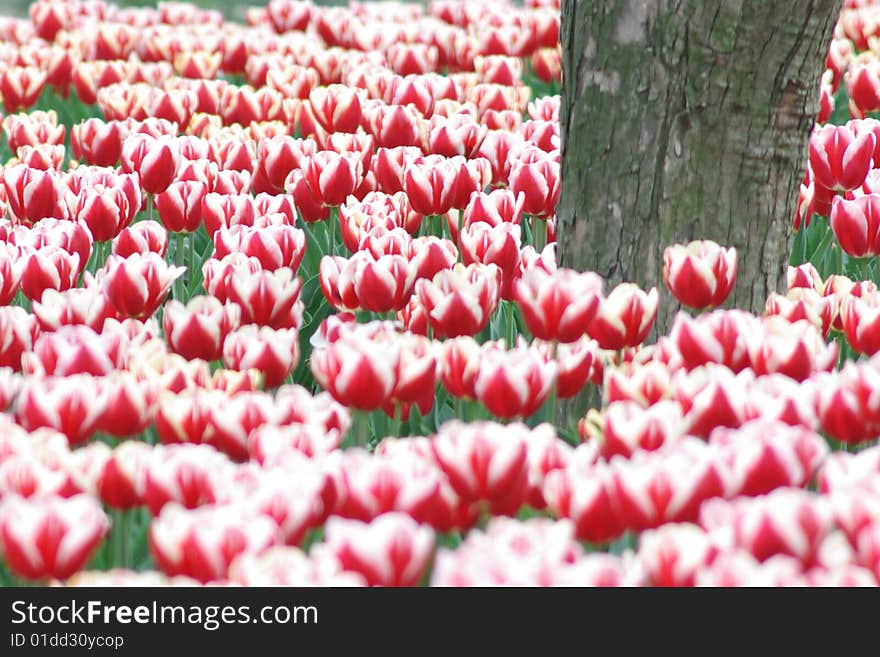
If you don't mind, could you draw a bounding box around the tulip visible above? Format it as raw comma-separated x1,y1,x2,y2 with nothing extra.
226,267,303,329
416,263,501,338
155,180,208,233
555,337,602,398
0,66,47,113
358,226,412,259
121,133,180,195
0,494,109,581
667,309,757,372
142,444,234,515
19,246,80,301
256,135,316,194
201,192,257,236
474,342,557,419
764,288,837,338
809,123,874,192
662,240,737,309
701,489,831,566
513,267,604,343
587,283,659,350
323,513,435,587
112,220,168,258
604,360,673,407
386,334,438,419
202,253,263,303
368,103,425,149
97,372,160,438
3,111,65,153
274,383,352,436
403,156,462,216
26,325,126,377
293,151,363,207
71,118,125,167
311,327,400,411
102,253,185,319
431,420,530,515
71,182,139,243
319,252,415,313
332,448,441,522
163,296,240,362
248,424,342,463
223,325,299,388
582,400,685,459
635,524,719,587
0,244,22,305
508,155,560,217
15,375,107,445
229,546,365,586
829,193,880,257
426,112,488,158
3,165,67,225
477,130,524,184
150,503,278,583
748,317,837,381
265,65,320,100
709,420,828,497
408,236,457,282
463,189,525,229
532,47,563,83
543,447,623,543
233,464,328,546
460,221,521,298
201,390,274,461
439,336,483,400
848,58,880,118
612,440,726,530
0,306,38,371
372,146,423,193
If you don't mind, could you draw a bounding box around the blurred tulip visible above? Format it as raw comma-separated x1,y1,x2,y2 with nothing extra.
0,494,108,581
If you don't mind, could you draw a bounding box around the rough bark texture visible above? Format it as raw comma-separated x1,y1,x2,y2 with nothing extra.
557,0,841,422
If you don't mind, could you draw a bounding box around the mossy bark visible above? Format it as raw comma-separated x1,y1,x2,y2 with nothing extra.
557,0,841,423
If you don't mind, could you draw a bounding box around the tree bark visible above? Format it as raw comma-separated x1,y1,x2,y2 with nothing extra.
557,0,841,423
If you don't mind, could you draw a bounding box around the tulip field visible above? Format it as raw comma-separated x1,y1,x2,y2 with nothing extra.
0,0,879,589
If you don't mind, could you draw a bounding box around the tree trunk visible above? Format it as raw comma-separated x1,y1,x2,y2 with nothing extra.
557,0,841,423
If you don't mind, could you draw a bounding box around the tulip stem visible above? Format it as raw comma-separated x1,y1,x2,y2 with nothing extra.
390,404,402,438
111,509,129,569
799,222,808,266
187,232,195,297
506,301,516,347
532,215,545,252
329,211,337,257
172,233,184,303
351,410,372,448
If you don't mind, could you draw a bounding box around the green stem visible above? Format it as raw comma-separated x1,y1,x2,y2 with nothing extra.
350,410,372,448
187,232,195,297
545,340,559,427
112,509,129,569
174,232,185,301
507,301,516,347
389,403,402,438
532,216,546,252
328,212,336,257
800,221,808,266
